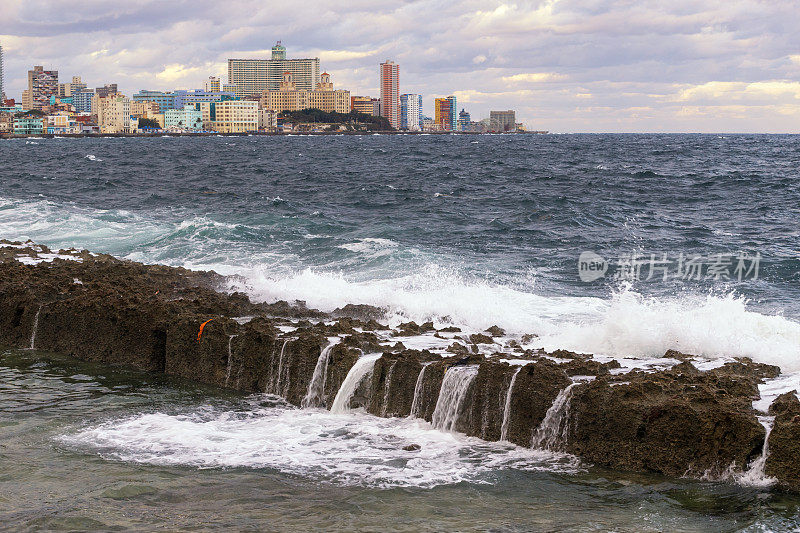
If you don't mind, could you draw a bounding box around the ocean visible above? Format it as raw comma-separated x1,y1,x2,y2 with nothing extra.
1,134,799,530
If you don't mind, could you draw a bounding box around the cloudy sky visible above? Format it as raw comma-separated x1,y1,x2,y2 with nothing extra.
2,0,800,132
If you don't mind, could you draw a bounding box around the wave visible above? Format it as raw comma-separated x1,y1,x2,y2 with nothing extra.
3,195,800,372
59,403,578,488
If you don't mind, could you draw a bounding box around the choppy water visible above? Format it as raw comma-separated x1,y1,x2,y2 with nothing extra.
2,134,800,530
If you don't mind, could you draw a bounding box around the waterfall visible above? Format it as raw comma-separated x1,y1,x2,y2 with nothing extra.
224,334,237,387
381,360,398,416
500,367,523,441
409,362,433,419
330,353,381,414
737,415,778,487
431,365,478,432
271,339,290,395
301,340,339,408
29,304,43,350
531,382,579,451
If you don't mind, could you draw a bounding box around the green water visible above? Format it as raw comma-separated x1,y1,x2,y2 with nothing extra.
2,348,799,532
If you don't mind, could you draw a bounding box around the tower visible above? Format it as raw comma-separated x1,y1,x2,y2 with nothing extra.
379,60,400,129
271,41,287,60
0,44,5,100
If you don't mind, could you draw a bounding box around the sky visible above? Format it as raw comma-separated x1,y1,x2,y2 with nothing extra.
1,0,800,132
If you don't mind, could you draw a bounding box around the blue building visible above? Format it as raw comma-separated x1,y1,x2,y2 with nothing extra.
173,90,236,108
72,89,94,113
133,90,177,112
400,93,423,131
14,117,44,135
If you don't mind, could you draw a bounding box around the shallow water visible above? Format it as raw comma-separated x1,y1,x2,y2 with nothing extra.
2,348,799,532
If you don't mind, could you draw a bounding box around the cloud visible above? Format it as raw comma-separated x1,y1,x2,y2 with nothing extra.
502,72,568,84
1,0,800,131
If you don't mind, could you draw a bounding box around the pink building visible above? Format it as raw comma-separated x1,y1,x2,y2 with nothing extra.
379,60,399,129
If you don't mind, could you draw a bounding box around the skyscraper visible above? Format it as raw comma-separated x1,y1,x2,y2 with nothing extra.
228,42,320,97
400,93,422,131
458,108,471,131
0,44,5,100
379,60,399,129
434,96,457,131
25,66,59,110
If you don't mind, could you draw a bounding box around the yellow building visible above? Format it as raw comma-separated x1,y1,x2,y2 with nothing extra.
260,72,350,114
213,100,258,133
130,100,160,118
351,96,378,116
95,94,131,133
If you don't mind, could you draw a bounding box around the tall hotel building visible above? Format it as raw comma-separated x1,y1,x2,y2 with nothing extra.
379,60,400,129
228,41,320,97
0,44,4,100
434,96,458,131
400,93,422,131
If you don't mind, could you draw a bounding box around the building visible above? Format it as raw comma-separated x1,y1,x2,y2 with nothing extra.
24,66,59,110
174,90,237,108
259,108,278,131
457,109,471,131
434,96,457,131
227,41,320,97
400,93,422,131
379,60,399,129
164,105,203,131
204,76,221,92
0,44,5,100
132,90,177,112
130,100,160,118
351,96,379,116
260,71,350,113
213,99,258,133
489,110,516,132
59,76,87,98
72,89,95,113
96,84,118,99
13,116,44,135
95,94,131,133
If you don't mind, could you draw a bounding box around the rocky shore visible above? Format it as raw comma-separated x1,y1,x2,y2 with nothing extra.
1,240,798,491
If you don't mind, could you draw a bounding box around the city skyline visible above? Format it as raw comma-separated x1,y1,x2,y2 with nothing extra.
1,1,800,132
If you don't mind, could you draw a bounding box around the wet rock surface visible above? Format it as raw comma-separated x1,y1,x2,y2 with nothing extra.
1,240,797,491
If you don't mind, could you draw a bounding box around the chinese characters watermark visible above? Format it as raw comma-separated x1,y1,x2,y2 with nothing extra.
578,251,761,283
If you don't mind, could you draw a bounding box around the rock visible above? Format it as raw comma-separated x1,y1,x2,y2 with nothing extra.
765,391,800,490
438,326,461,333
485,325,505,337
402,444,421,451
469,333,494,345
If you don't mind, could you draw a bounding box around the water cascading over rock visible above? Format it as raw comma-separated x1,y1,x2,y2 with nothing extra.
431,365,479,432
301,340,339,408
330,353,381,414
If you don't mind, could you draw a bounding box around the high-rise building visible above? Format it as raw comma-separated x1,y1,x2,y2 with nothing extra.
400,93,422,131
59,76,87,98
95,94,131,133
0,44,5,100
26,66,59,110
204,76,221,92
72,89,95,113
379,60,399,129
489,110,516,132
227,42,320,97
458,109,471,131
434,96,457,131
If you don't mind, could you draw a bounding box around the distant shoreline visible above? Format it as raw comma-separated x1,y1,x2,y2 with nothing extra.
0,130,548,140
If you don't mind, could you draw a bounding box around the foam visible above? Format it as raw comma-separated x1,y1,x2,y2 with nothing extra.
60,404,580,488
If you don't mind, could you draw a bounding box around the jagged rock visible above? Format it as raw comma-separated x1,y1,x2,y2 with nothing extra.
485,325,505,337
766,391,800,490
502,361,572,447
403,444,421,451
469,333,494,345
438,326,461,333
331,303,385,321
567,371,766,478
